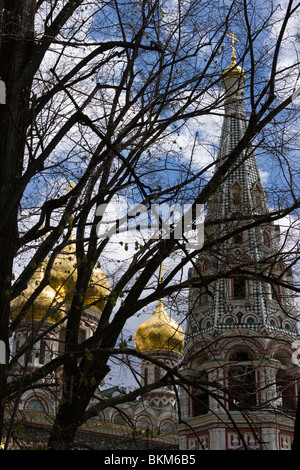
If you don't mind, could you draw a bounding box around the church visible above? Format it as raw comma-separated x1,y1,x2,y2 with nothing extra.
6,38,300,450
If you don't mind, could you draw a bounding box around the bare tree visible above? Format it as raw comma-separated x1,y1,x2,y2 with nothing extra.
0,0,300,450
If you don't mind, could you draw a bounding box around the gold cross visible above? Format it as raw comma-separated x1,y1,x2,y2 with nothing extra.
227,32,239,62
227,31,239,50
158,263,168,284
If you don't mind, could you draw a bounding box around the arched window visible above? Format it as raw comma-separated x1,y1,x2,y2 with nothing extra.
231,182,242,206
269,318,278,327
224,317,235,325
25,398,47,413
263,230,271,248
233,278,246,298
160,421,176,434
113,413,129,426
203,260,211,271
228,352,256,410
136,416,152,430
195,262,202,274
283,321,292,331
252,183,262,210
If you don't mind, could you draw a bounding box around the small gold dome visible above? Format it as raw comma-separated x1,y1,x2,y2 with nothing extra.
222,62,245,81
11,265,64,325
49,241,110,313
222,49,245,83
135,299,184,355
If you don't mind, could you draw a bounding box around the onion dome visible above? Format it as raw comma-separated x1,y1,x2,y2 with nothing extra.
11,264,64,325
222,52,245,83
49,240,110,315
134,299,184,355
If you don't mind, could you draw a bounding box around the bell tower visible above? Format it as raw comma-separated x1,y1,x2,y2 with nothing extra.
178,34,300,450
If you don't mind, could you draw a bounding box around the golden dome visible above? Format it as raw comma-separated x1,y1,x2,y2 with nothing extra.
134,299,184,355
222,60,245,82
11,265,64,325
49,240,110,313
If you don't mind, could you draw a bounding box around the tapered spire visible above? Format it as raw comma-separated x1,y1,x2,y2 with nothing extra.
188,38,297,336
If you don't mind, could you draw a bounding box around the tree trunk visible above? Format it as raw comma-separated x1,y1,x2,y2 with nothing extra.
0,0,36,442
47,407,82,450
47,389,94,450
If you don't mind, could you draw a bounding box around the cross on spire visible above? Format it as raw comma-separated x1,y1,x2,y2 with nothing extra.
227,31,239,63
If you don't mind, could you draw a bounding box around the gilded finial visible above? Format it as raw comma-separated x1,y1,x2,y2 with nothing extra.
223,31,245,82
227,31,239,64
